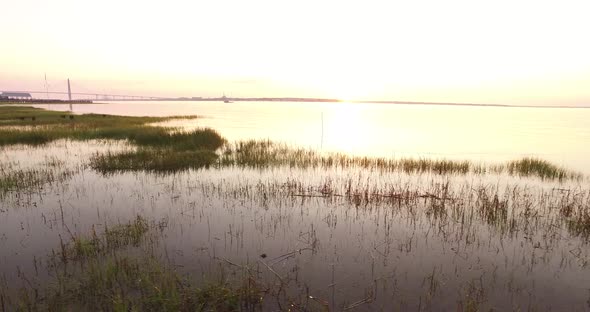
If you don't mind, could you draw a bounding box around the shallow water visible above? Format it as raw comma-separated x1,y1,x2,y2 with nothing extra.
34,101,590,173
1,140,589,310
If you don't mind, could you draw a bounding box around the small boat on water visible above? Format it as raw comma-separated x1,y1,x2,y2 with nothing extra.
222,93,233,103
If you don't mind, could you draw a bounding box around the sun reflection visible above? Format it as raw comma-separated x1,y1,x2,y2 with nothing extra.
323,103,372,154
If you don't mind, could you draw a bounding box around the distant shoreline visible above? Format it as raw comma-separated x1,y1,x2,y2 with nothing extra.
119,97,590,109
2,97,588,109
0,98,92,104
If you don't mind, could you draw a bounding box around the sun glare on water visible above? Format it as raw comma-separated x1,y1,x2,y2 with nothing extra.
322,103,375,154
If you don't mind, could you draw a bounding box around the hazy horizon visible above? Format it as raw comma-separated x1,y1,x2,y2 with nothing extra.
2,0,590,106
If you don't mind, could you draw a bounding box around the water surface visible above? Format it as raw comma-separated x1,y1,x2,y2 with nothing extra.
35,101,590,173
1,102,586,310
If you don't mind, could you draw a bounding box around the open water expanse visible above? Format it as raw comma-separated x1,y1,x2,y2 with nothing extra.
0,101,587,310
36,101,590,173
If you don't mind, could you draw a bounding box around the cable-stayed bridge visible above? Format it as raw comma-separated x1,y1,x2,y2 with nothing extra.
2,78,169,101
0,90,164,101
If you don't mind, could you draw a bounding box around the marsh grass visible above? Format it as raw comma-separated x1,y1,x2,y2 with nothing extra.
11,216,264,311
219,140,583,180
58,216,151,261
505,157,581,180
562,202,590,239
219,140,473,174
104,216,150,248
0,106,186,127
90,149,218,173
132,128,225,151
0,106,224,151
51,257,243,311
0,121,224,150
0,106,73,124
37,256,263,312
1,106,225,173
0,167,74,195
566,213,590,239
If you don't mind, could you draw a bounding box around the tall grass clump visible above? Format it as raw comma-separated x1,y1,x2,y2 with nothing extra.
131,128,225,150
90,149,219,173
505,157,582,180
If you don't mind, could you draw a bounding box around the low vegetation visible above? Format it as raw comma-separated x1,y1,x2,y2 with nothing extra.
505,157,579,180
39,256,260,312
1,106,225,173
219,140,583,180
90,149,218,173
0,106,224,151
6,216,263,311
0,106,178,128
57,216,151,262
0,167,74,195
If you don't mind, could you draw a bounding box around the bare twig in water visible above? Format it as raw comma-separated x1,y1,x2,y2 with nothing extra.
259,259,284,284
343,297,373,310
268,248,313,266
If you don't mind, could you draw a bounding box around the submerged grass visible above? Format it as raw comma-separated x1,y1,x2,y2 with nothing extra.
40,256,260,312
58,215,151,262
0,167,74,195
12,216,263,311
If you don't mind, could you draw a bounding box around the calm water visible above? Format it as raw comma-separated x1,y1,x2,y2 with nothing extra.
1,140,589,310
35,101,590,173
2,102,587,310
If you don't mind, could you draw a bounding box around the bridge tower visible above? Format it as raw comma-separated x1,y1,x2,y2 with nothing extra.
67,78,73,111
67,78,72,101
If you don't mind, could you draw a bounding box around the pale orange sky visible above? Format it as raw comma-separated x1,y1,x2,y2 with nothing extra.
1,0,589,106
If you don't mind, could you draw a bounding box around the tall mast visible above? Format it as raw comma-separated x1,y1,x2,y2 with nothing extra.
45,73,50,108
67,78,73,111
67,78,72,101
44,73,49,99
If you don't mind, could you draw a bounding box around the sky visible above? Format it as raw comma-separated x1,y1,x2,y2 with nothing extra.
1,0,590,106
